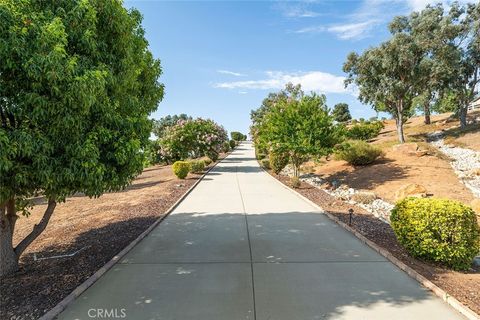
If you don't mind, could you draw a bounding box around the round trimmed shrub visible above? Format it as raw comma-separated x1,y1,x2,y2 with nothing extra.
334,140,383,166
229,140,236,149
391,198,480,270
172,161,191,179
269,152,289,174
189,160,205,173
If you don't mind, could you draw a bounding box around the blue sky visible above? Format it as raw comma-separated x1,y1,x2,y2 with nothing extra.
124,0,464,135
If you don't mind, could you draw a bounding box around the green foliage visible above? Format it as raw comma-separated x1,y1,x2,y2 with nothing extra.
203,158,213,166
269,152,289,174
222,141,230,153
260,158,270,169
391,198,480,270
290,176,301,188
334,140,384,166
229,140,236,149
332,103,352,123
0,0,164,273
347,121,384,140
159,118,228,162
255,84,343,177
189,160,205,174
172,161,191,179
152,114,192,138
230,131,246,141
207,151,219,162
143,140,162,167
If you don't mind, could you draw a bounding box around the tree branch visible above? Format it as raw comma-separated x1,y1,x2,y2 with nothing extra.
14,198,56,258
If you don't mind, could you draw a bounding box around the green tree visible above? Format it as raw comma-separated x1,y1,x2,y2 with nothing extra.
332,103,352,123
250,83,302,153
257,86,343,177
344,31,425,143
152,114,192,138
0,0,163,276
230,131,246,141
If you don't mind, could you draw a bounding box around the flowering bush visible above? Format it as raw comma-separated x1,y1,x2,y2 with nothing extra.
159,118,228,162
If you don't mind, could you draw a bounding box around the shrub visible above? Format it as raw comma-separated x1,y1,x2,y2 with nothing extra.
260,158,270,169
159,118,228,161
256,153,266,160
189,160,205,173
172,161,191,179
290,176,301,188
207,151,219,162
222,141,230,153
203,158,212,166
347,121,383,140
391,198,480,270
269,152,289,174
334,140,384,166
229,140,236,149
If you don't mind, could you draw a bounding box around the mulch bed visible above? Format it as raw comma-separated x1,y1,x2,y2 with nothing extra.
275,173,480,316
0,171,201,320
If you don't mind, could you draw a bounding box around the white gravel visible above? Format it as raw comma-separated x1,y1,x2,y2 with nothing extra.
281,166,394,223
429,131,480,198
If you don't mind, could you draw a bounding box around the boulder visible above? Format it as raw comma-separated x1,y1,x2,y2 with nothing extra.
415,150,429,157
393,143,418,155
352,191,377,204
394,184,427,201
470,198,480,214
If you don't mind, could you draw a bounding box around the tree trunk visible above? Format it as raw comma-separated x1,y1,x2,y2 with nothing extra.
0,199,19,277
459,104,468,129
424,102,431,125
396,100,406,144
0,197,57,278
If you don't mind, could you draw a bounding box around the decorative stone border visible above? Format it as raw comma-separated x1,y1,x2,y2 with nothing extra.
263,168,480,320
39,157,225,320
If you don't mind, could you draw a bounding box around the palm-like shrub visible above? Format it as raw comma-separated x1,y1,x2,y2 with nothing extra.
391,198,480,270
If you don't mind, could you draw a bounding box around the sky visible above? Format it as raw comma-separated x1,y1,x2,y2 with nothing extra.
123,0,467,136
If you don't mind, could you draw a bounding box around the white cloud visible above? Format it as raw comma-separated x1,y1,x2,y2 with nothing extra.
276,2,322,18
406,0,474,11
214,71,351,95
217,69,246,77
294,26,326,34
327,20,379,40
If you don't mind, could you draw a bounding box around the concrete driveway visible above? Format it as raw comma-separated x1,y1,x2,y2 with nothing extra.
59,142,464,320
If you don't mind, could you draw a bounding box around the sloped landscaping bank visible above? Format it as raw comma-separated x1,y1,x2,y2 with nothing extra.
272,173,480,316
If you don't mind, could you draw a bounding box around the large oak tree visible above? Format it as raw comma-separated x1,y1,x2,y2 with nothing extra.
0,0,164,276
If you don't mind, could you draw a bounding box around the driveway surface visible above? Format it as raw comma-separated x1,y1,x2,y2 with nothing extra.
59,142,464,320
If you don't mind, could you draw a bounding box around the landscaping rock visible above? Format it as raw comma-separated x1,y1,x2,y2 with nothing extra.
430,131,480,198
415,150,429,157
470,199,480,214
394,183,427,201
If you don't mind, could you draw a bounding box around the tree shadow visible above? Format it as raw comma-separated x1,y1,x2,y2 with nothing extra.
3,209,476,320
320,159,408,190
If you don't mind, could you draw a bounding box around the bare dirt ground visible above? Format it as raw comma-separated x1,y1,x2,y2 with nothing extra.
274,174,480,315
0,162,213,320
310,111,480,205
